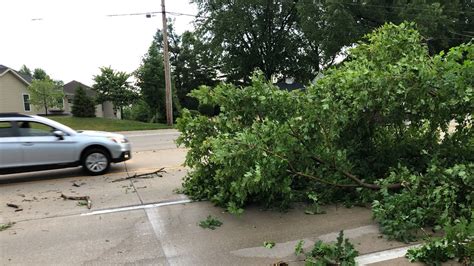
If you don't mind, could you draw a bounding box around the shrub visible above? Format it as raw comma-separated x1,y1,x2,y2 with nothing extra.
72,86,96,117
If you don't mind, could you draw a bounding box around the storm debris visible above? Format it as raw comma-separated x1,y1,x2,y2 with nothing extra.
111,168,166,183
61,194,92,209
6,203,23,212
0,222,15,231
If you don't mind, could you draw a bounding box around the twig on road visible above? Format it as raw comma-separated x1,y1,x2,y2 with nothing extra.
111,168,166,183
6,203,23,212
60,194,92,209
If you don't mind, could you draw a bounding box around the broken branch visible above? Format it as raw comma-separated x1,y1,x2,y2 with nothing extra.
6,203,23,212
61,194,92,209
111,168,166,182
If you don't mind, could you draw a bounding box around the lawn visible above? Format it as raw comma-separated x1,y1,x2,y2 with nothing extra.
49,116,171,132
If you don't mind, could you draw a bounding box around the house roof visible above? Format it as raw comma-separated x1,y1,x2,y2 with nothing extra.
63,80,95,97
0,64,32,84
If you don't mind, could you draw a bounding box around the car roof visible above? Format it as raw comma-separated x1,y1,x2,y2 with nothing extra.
0,113,32,118
0,113,76,135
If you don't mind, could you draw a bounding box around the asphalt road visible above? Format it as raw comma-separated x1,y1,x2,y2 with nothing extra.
120,129,181,152
0,129,416,265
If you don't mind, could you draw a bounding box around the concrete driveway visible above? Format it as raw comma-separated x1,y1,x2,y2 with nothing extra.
0,129,417,265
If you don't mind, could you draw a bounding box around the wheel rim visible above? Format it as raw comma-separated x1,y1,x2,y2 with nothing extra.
85,152,108,173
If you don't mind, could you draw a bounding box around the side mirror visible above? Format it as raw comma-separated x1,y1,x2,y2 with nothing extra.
53,130,65,140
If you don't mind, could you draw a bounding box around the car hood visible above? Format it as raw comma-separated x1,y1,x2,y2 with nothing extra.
77,130,125,138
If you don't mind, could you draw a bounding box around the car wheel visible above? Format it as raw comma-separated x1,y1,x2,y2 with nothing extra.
82,148,110,175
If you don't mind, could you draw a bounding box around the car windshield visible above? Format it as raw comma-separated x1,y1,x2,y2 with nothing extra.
33,116,77,135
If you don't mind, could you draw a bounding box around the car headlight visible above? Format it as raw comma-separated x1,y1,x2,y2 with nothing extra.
107,136,129,143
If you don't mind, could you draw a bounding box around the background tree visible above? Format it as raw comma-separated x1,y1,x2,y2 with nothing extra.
32,68,51,81
28,79,64,116
93,67,138,119
193,0,473,82
135,32,181,122
173,31,219,110
18,65,32,77
193,0,318,84
71,86,96,117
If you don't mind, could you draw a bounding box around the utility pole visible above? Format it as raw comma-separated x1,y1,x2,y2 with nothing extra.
161,0,173,126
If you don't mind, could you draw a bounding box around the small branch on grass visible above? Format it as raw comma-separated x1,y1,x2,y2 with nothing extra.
61,194,92,209
111,168,166,183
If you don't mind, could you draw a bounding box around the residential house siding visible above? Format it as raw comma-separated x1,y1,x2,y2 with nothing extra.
0,71,40,114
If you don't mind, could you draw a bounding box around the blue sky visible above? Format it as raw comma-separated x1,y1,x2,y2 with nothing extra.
0,0,197,86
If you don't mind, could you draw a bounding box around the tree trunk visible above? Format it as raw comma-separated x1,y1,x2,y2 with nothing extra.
44,98,48,116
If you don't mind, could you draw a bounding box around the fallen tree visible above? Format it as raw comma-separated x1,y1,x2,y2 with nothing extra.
176,22,473,262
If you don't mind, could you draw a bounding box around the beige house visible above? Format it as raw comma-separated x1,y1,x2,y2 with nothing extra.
0,65,119,118
0,64,40,115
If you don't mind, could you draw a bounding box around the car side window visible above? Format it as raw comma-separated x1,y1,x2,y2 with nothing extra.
0,121,16,138
18,121,55,137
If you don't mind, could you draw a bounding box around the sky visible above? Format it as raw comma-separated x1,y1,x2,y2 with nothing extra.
0,0,198,86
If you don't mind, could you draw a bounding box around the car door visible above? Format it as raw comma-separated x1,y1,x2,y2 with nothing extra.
17,120,77,166
0,121,23,168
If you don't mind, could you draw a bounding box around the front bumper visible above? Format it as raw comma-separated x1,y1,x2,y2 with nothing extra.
112,151,131,163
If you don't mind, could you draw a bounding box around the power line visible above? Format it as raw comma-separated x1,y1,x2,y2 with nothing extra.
106,10,208,19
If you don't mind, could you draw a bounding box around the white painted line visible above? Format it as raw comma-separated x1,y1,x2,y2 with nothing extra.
80,198,192,216
145,207,179,261
355,244,421,265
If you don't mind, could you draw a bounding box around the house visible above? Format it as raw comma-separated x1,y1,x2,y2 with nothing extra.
0,64,39,114
0,65,120,118
63,80,120,119
274,77,305,91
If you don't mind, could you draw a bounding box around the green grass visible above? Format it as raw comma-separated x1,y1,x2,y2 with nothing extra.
49,116,171,132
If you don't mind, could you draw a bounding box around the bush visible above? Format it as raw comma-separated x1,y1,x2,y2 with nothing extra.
72,86,96,117
123,99,153,122
406,215,473,265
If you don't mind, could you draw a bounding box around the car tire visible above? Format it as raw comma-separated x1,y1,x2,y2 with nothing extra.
82,148,111,175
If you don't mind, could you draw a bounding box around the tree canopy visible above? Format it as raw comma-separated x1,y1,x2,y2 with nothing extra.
93,67,138,118
192,0,473,83
176,23,473,259
135,32,181,122
18,65,32,77
28,79,64,115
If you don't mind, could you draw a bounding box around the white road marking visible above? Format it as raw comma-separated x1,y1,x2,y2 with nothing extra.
80,198,191,216
355,244,421,265
145,207,178,264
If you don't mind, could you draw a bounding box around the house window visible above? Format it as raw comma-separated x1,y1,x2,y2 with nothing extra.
23,94,31,112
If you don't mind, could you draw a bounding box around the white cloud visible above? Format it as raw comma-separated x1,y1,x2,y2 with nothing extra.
0,0,197,86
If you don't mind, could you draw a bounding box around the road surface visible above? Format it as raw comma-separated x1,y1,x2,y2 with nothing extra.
0,129,418,265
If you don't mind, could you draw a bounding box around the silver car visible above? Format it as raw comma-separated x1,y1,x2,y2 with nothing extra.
0,113,131,175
